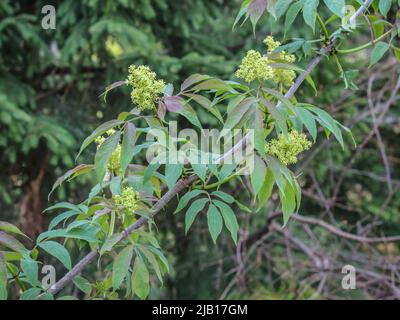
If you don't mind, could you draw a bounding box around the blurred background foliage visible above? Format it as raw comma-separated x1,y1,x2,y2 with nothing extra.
0,0,399,299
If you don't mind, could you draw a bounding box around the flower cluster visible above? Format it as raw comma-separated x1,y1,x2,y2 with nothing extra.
113,186,140,214
126,65,165,111
265,130,312,165
235,50,273,83
264,36,296,87
95,129,122,174
235,36,296,86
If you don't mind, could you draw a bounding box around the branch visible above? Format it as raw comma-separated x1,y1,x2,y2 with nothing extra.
46,0,374,297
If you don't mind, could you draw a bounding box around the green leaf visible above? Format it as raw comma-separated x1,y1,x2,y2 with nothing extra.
100,233,122,255
379,0,392,17
192,163,208,182
184,93,223,123
77,119,123,160
233,0,251,29
248,0,268,33
143,162,161,184
180,74,211,91
223,97,255,132
275,0,293,20
112,245,134,291
294,107,317,142
0,253,7,300
257,167,275,211
120,122,137,174
136,245,164,285
0,231,28,256
0,221,27,238
303,0,319,32
131,256,150,300
146,246,169,274
95,130,121,182
279,182,296,226
211,191,235,204
48,165,94,199
176,103,202,128
213,200,239,245
323,0,344,17
20,288,41,300
185,198,209,234
175,190,204,214
38,241,72,270
43,202,81,213
21,258,41,287
165,164,183,190
250,154,267,196
191,78,230,92
73,276,92,294
57,295,79,300
285,1,303,37
48,211,79,230
37,227,99,244
370,41,390,67
207,204,223,244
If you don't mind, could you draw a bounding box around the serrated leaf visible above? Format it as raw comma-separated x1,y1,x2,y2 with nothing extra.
323,0,344,17
131,256,149,300
112,245,134,291
20,288,41,300
192,163,208,182
95,130,121,182
303,0,319,32
223,97,255,132
175,190,204,214
73,276,92,294
0,221,27,238
251,154,267,196
248,0,268,33
0,231,28,256
100,233,122,255
285,1,303,37
120,122,137,174
165,164,183,190
77,119,123,160
21,258,41,287
176,103,202,128
275,0,293,20
185,198,209,234
211,191,235,204
207,204,223,244
180,74,211,91
379,0,392,17
279,181,296,226
38,241,72,270
370,41,390,67
294,107,317,142
213,200,239,245
257,167,275,210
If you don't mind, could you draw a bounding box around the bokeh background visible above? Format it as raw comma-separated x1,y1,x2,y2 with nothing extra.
1,0,399,299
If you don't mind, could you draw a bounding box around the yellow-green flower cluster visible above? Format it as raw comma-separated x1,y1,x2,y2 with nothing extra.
95,129,122,174
113,186,140,214
235,50,273,83
265,130,312,165
126,65,165,111
263,36,296,87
